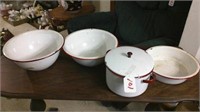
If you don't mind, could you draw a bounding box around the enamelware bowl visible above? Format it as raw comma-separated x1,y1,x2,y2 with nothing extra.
63,28,118,67
3,30,64,71
146,46,200,84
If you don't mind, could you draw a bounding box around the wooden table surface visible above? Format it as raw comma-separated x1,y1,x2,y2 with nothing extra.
1,51,199,103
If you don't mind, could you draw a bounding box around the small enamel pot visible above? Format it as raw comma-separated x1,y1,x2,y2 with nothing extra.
105,46,155,97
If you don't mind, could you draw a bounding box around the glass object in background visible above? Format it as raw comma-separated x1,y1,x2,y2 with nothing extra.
58,0,82,13
11,0,24,10
0,2,12,16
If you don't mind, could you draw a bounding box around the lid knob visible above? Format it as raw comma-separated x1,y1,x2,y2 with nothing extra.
127,52,133,58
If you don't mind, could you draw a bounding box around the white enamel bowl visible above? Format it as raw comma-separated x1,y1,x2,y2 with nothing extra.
3,30,64,71
63,29,118,67
146,46,200,84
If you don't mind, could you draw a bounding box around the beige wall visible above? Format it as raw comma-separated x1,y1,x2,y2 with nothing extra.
92,0,110,12
179,0,200,61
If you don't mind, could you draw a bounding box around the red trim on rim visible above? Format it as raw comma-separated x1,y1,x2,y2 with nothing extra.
153,71,200,80
106,65,153,79
3,50,61,63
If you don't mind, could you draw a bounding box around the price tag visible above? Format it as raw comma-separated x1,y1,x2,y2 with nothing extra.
124,74,136,93
168,0,175,7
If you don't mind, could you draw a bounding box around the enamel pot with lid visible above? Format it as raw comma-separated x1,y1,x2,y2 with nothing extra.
105,46,155,97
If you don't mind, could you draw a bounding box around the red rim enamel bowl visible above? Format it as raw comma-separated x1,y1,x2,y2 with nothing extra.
146,46,200,84
63,29,118,67
3,30,64,71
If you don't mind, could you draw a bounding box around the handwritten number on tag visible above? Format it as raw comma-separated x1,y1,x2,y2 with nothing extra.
124,75,136,93
127,78,133,89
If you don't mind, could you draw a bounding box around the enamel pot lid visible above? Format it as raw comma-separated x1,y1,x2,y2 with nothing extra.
105,46,154,78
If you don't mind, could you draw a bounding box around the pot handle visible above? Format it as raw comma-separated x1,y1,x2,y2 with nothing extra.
106,49,111,54
142,74,156,83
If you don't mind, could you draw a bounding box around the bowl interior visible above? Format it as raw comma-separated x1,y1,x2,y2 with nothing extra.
64,29,118,59
146,46,200,78
3,30,63,61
